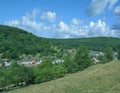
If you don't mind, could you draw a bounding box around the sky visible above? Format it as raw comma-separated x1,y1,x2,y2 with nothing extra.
0,0,120,38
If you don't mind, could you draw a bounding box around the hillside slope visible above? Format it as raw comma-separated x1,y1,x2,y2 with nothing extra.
7,62,120,93
49,37,120,51
0,25,55,59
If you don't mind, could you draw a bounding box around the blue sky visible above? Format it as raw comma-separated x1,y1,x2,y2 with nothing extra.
0,0,120,38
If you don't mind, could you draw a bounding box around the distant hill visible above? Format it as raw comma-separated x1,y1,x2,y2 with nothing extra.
0,25,55,60
49,37,120,51
6,62,120,93
0,25,120,60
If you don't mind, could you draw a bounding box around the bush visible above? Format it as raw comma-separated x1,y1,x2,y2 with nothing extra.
63,55,79,73
0,62,34,90
104,47,114,62
74,46,92,70
34,59,66,83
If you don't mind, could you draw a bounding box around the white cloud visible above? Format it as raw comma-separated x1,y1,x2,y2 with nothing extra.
58,21,69,32
86,0,108,16
40,11,56,23
86,0,119,16
108,0,119,9
88,20,109,36
4,8,120,38
25,8,40,20
112,21,120,37
5,9,46,36
5,20,20,26
71,18,83,26
21,16,42,31
113,6,120,16
112,21,120,30
5,17,118,38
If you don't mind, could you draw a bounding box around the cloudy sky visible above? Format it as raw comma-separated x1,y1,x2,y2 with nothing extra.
0,0,120,38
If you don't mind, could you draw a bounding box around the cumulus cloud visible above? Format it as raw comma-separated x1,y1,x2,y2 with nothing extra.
88,20,110,36
112,21,120,37
5,8,49,36
4,8,120,38
71,18,83,26
112,21,120,30
86,0,119,16
53,19,114,38
111,21,120,37
40,11,56,23
5,17,118,38
25,8,40,20
113,6,120,16
58,21,69,32
108,0,119,9
5,20,20,26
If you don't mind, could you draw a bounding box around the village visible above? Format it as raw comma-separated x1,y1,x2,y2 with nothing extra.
0,49,118,67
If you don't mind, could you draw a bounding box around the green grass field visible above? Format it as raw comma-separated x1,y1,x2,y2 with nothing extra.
6,61,120,93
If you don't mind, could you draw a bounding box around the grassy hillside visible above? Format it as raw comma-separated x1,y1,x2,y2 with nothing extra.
49,37,120,51
0,25,55,60
6,61,120,93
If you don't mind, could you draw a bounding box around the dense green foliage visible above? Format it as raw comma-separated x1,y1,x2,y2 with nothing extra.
117,50,120,60
0,62,34,90
63,55,78,73
34,59,66,83
49,37,120,51
104,47,114,62
63,46,92,73
0,25,55,60
99,47,114,63
74,46,92,70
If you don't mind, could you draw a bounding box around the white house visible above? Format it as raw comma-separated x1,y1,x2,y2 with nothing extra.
52,59,64,64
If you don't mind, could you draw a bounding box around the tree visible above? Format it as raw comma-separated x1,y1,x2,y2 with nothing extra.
117,50,120,60
1,51,10,59
10,62,34,86
51,65,66,79
34,59,66,83
63,55,78,73
0,67,12,90
0,62,34,91
34,59,53,83
74,46,92,70
104,47,114,62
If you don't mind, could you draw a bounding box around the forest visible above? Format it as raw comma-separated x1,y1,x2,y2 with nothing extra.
49,37,120,51
0,25,56,60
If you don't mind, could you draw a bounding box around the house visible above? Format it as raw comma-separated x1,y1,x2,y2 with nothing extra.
1,58,12,67
67,49,76,53
36,59,42,64
52,59,64,64
32,59,42,64
4,62,12,67
20,61,32,66
20,59,42,66
1,58,8,62
92,57,100,64
90,50,104,57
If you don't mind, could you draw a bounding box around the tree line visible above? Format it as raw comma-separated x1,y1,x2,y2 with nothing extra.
49,37,120,51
